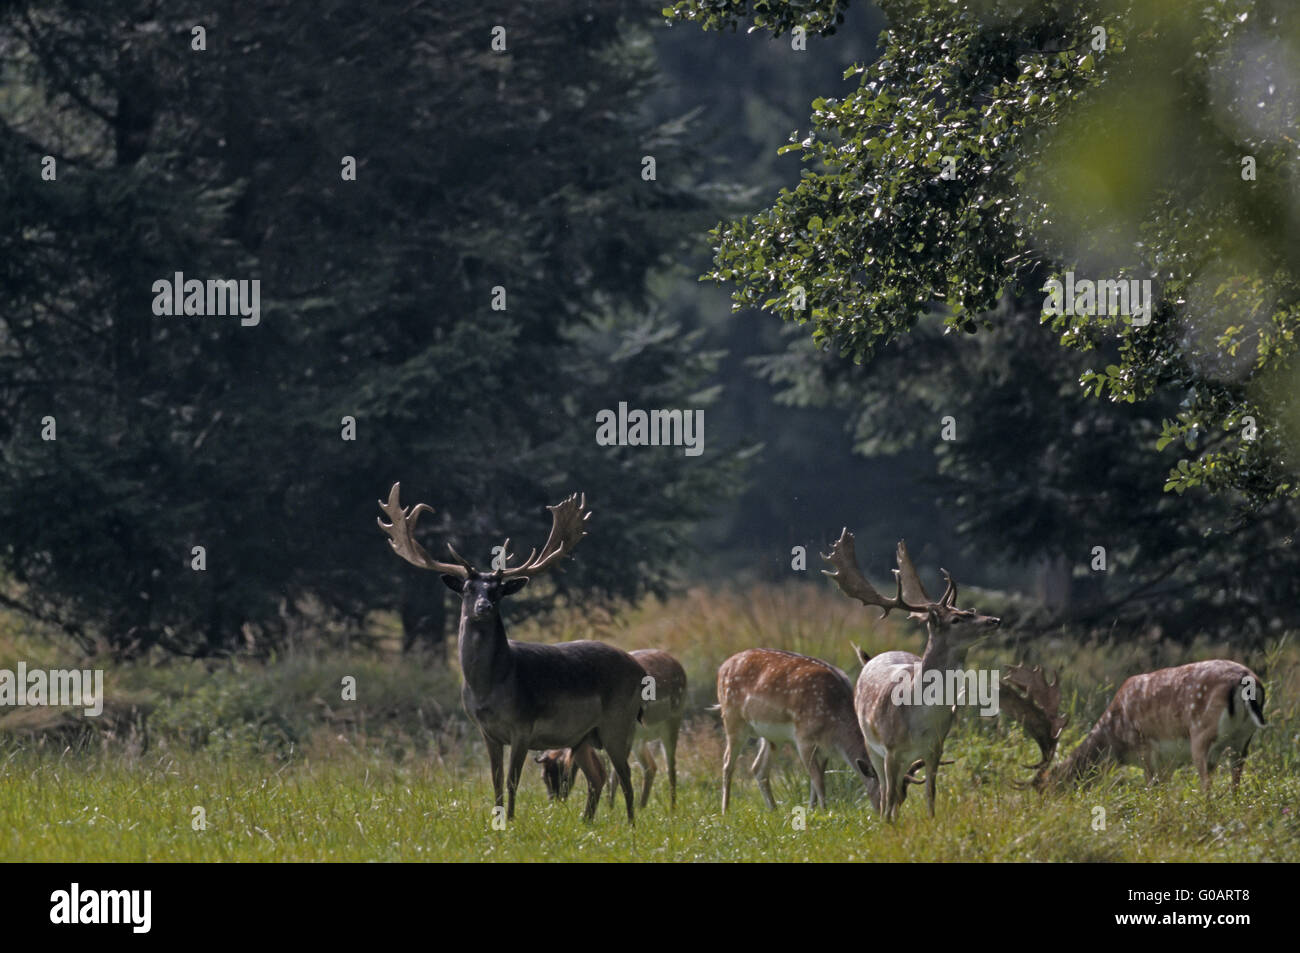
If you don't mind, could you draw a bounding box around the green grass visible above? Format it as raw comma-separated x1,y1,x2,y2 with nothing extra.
1,583,1298,861
1,729,1296,862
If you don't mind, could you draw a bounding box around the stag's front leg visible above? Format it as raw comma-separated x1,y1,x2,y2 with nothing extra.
795,739,825,809
924,750,943,818
483,734,505,809
505,743,530,820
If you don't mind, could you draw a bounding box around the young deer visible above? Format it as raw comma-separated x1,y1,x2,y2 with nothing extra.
537,648,687,810
716,647,883,813
823,530,1000,820
1002,659,1266,793
536,747,606,802
621,649,687,808
378,484,644,822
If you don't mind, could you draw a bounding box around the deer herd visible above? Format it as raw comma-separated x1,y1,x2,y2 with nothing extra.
379,485,1269,824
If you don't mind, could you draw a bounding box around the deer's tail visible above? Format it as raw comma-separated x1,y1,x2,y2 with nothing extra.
1248,691,1266,727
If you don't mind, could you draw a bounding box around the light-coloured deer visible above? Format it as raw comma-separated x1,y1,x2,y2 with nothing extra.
537,648,687,810
1002,659,1266,793
378,483,645,822
716,647,883,813
823,530,1000,820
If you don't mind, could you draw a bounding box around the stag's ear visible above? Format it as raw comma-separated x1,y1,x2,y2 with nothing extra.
441,574,466,593
501,576,529,596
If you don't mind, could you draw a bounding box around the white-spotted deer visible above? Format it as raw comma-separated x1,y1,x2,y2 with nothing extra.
537,648,687,810
1002,659,1266,793
823,531,1000,820
716,647,883,813
378,484,645,822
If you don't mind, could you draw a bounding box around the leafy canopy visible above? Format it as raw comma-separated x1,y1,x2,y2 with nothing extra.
669,0,1300,505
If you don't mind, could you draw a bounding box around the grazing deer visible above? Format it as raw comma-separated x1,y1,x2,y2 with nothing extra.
1002,659,1266,793
378,483,644,822
716,647,884,813
621,649,687,808
538,648,687,810
536,747,606,802
823,530,1000,820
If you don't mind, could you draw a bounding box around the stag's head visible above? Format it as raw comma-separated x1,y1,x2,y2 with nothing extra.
821,531,1001,645
999,663,1069,790
377,483,591,622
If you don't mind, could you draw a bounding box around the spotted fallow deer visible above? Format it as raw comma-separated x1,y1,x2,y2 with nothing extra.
822,531,1000,820
378,484,645,822
537,648,687,810
716,647,884,813
1001,659,1266,793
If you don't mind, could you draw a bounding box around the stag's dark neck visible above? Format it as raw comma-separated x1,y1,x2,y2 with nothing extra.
458,611,514,698
920,625,967,675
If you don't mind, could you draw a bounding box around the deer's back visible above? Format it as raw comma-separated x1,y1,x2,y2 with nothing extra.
717,648,856,739
630,649,687,727
1107,659,1260,749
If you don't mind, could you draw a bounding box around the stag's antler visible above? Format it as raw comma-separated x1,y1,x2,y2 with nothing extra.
498,493,590,578
1000,663,1069,782
894,539,933,607
896,539,960,608
902,758,956,785
822,529,927,618
377,483,475,577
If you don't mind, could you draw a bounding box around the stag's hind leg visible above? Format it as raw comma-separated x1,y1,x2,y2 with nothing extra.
923,750,943,818
607,752,635,823
880,751,906,822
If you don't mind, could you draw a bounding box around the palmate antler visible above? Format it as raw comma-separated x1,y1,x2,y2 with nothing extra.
497,493,590,578
895,539,956,608
1000,663,1069,784
821,529,928,618
378,483,591,579
377,483,476,577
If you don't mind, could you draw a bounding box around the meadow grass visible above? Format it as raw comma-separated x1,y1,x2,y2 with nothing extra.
1,584,1297,862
